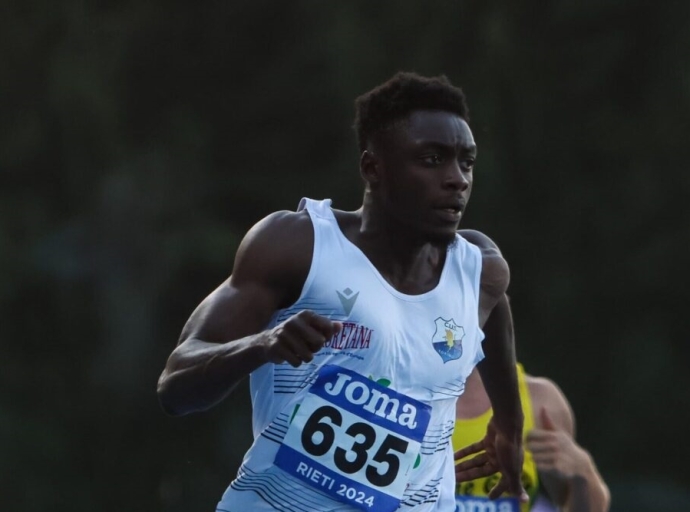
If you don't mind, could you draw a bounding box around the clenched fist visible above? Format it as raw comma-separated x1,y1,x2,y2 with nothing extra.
263,310,342,367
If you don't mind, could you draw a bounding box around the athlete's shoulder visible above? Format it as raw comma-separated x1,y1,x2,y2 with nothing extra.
457,229,501,252
241,209,313,247
458,229,509,295
525,374,575,436
232,209,314,300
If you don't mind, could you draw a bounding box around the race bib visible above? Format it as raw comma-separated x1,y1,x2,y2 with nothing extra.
274,365,431,512
455,496,520,512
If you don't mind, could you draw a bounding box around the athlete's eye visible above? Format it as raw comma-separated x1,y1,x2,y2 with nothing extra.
421,154,443,165
461,158,476,171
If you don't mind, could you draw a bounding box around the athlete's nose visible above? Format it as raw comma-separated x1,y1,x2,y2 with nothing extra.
443,161,470,191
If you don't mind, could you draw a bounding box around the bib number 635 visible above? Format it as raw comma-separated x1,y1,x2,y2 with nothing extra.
302,405,409,487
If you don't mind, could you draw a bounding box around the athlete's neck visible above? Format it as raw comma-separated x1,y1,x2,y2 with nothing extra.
347,198,448,294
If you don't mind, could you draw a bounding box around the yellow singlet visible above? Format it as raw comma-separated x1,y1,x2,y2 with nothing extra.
452,364,539,512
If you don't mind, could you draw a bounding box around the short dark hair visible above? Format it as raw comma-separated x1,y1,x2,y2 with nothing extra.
353,72,469,153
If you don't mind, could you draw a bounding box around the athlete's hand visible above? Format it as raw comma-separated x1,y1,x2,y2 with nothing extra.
527,407,591,482
454,417,529,501
263,310,342,367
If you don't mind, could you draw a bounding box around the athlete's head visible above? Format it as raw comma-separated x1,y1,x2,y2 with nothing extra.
354,72,476,247
353,72,469,154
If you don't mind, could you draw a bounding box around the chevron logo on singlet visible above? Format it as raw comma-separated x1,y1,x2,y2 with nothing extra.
336,287,359,315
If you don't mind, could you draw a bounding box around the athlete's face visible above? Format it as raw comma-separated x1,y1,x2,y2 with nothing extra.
367,110,476,246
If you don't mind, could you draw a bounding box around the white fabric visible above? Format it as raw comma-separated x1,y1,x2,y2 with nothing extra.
217,198,485,512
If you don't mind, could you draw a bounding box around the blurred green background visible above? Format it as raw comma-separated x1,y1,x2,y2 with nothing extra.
2,1,689,510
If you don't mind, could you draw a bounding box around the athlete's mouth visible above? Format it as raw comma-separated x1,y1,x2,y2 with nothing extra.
435,201,465,215
433,206,463,223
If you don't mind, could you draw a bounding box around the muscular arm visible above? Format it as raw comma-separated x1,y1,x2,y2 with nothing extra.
477,294,523,433
528,377,611,512
459,229,523,436
457,229,526,500
157,210,339,416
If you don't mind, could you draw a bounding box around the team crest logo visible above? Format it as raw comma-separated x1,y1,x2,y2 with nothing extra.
431,317,464,363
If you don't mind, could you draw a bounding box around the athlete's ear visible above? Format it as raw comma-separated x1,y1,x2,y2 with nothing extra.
360,150,381,187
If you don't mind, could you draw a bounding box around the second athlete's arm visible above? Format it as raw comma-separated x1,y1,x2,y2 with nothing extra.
528,377,611,512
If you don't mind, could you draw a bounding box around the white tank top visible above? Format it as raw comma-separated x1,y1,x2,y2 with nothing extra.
217,198,485,512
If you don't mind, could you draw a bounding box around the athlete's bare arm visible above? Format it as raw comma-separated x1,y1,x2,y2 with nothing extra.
459,229,521,433
456,229,527,501
460,230,521,431
527,376,611,512
157,210,341,416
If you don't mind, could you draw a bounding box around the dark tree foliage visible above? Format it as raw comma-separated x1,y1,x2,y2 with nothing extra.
1,1,689,510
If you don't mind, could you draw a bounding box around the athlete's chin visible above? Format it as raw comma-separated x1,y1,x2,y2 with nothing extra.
425,228,458,249
405,218,459,248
